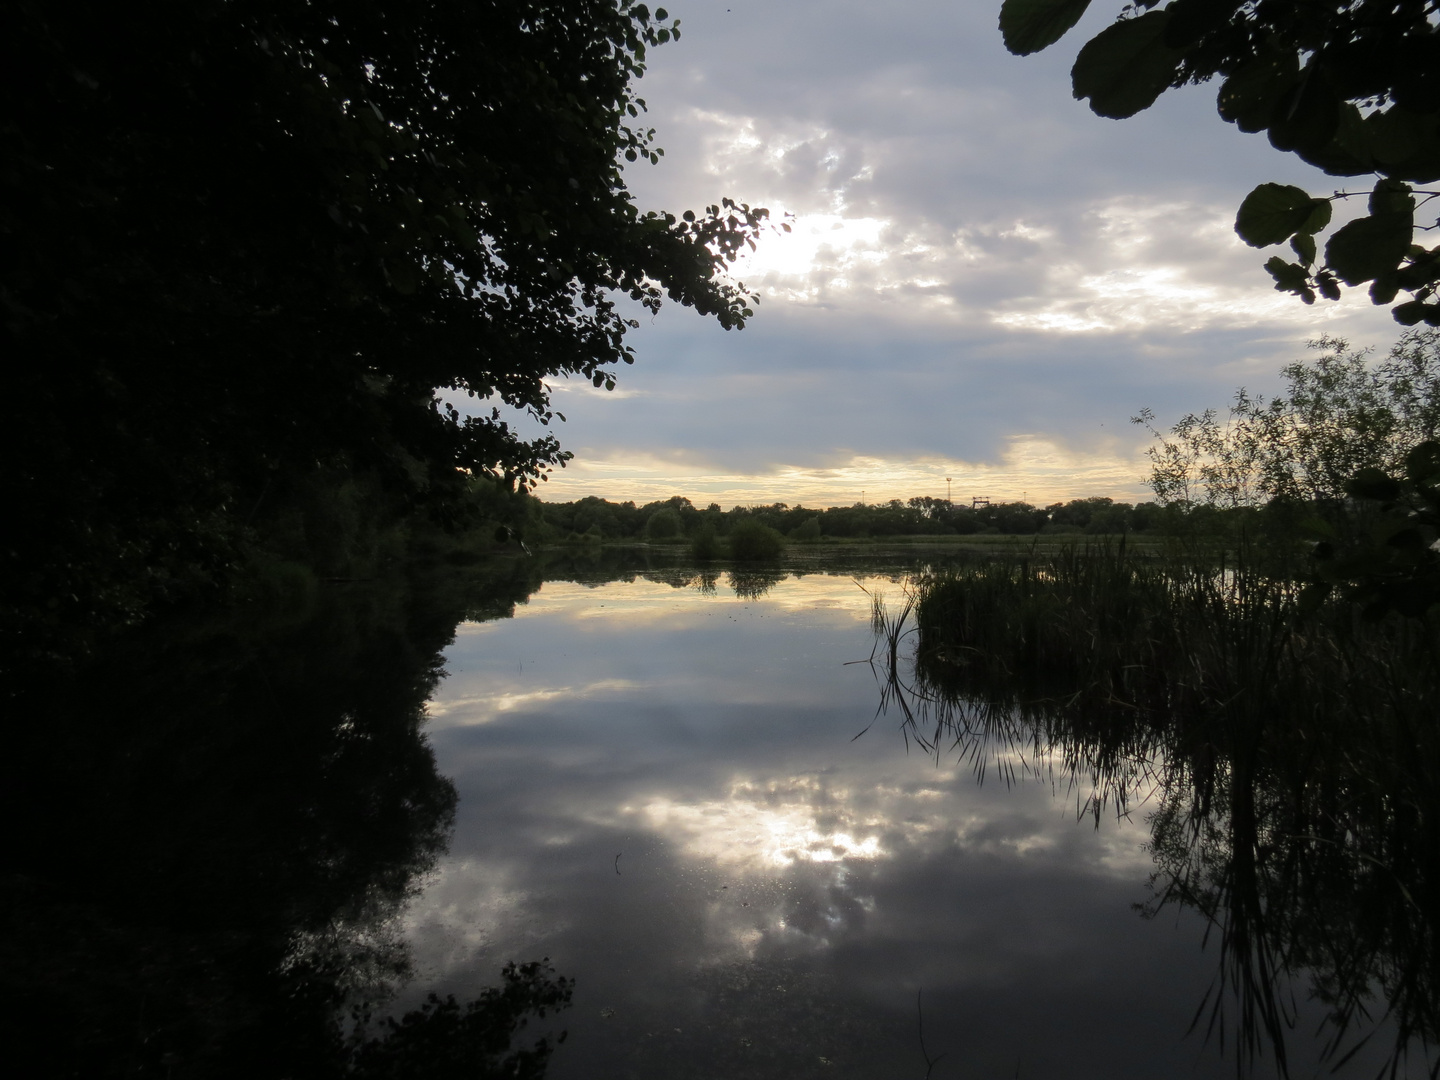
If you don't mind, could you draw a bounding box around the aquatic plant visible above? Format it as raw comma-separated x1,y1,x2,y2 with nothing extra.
876,544,1440,1078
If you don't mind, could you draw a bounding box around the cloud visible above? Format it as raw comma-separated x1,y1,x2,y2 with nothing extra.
538,438,1154,506
425,678,646,729
468,0,1402,504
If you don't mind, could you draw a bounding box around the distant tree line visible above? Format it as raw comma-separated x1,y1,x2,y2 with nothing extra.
527,493,1190,544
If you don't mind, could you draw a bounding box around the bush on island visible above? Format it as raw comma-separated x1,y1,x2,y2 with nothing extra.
728,518,786,562
645,508,682,541
564,525,603,545
691,523,721,561
789,516,822,542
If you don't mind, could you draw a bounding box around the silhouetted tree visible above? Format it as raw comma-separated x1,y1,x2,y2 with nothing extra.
1,0,773,652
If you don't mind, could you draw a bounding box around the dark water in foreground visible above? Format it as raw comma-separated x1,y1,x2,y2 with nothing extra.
404,558,1418,1080
3,549,1429,1078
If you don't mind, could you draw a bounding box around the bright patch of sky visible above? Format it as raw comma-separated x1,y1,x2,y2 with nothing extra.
522,0,1398,506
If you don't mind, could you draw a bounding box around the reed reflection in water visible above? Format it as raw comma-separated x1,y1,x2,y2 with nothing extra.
876,546,1440,1078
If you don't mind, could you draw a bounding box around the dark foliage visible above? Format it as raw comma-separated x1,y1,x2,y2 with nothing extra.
1,0,770,655
1000,0,1440,321
0,554,555,1078
726,517,786,561
348,961,572,1080
890,546,1440,1077
1312,437,1440,617
530,493,1176,542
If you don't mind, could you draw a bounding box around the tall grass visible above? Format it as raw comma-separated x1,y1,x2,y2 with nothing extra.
876,543,1440,1078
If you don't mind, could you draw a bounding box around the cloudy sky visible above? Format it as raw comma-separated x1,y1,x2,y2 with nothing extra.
531,0,1397,507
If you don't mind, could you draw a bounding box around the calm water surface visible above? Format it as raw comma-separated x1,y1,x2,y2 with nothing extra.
403,566,1398,1080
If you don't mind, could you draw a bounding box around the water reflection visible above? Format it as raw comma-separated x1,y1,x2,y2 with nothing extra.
1,557,568,1079
877,565,1440,1079
729,568,789,601
409,562,1402,1080
15,543,1431,1079
634,778,887,870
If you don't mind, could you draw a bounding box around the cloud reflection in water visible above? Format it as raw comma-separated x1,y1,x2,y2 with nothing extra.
404,570,1390,1080
634,778,887,870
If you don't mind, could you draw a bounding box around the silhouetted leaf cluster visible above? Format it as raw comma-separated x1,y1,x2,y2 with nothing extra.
1000,0,1440,321
347,961,572,1080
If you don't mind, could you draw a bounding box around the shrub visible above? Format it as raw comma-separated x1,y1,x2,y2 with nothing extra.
690,523,721,561
1136,331,1440,511
644,508,682,541
790,516,822,541
562,526,602,545
728,518,786,562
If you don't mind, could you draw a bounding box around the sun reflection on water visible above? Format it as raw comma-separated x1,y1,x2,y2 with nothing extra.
630,778,886,872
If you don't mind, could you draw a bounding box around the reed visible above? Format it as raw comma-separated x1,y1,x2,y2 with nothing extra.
877,542,1440,1078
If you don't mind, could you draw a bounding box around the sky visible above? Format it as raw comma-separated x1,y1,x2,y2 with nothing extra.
523,0,1399,508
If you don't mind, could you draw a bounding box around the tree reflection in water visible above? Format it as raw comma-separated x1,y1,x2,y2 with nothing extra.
872,555,1439,1078
1,558,568,1079
728,569,789,602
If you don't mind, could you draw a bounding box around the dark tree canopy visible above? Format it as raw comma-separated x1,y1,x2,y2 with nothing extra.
1,1,772,646
1000,0,1440,321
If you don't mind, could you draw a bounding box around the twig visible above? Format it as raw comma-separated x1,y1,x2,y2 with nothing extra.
917,988,944,1078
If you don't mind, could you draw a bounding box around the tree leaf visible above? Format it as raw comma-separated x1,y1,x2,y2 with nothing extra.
1346,466,1403,502
1267,253,1313,288
1265,256,1311,297
1269,70,1341,158
1393,299,1427,325
1369,177,1415,217
1299,101,1376,177
1290,232,1316,266
999,0,1092,56
1367,106,1440,171
1300,198,1333,234
1370,271,1400,305
1235,183,1323,248
1163,0,1234,48
1325,211,1414,287
1071,11,1183,119
1217,52,1298,134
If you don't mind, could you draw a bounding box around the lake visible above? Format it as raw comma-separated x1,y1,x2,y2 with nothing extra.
399,554,1413,1080
5,548,1427,1078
